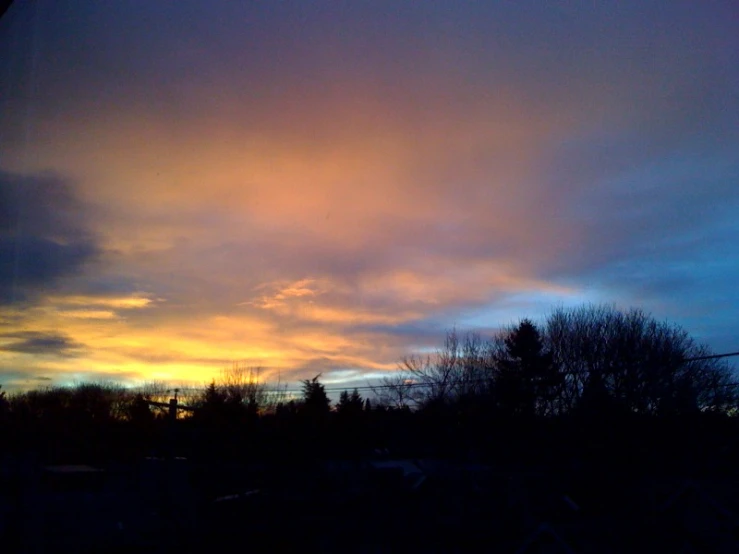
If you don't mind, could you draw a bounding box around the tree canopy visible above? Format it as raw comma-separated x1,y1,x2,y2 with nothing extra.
378,304,736,418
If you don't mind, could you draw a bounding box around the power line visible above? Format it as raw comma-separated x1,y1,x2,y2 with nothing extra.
682,351,739,363
149,349,739,395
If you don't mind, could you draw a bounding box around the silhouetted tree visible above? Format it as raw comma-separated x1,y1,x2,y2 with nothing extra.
493,319,561,418
301,374,330,417
544,304,736,415
337,388,364,416
393,330,493,408
126,392,155,425
575,366,624,420
276,399,299,419
68,382,124,422
203,380,226,405
194,380,228,425
220,363,267,415
0,385,8,421
372,372,416,410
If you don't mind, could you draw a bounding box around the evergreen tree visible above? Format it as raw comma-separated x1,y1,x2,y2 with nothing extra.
0,385,8,420
337,388,364,416
301,374,330,417
195,380,228,424
495,319,560,418
203,380,226,407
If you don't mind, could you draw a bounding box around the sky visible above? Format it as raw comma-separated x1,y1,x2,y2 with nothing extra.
1,1,737,390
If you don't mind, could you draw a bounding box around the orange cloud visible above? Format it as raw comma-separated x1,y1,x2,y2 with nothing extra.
2,13,645,389
46,294,156,309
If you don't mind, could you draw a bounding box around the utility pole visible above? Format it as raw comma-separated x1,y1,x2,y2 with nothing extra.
144,390,198,547
147,389,196,424
144,391,196,461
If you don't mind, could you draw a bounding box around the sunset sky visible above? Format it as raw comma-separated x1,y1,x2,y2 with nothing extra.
1,1,738,390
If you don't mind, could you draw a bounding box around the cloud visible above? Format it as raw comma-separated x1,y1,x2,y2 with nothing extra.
47,294,155,309
0,331,84,357
0,170,98,304
0,366,144,391
533,129,739,298
245,279,327,309
0,1,737,387
0,370,55,392
56,309,118,320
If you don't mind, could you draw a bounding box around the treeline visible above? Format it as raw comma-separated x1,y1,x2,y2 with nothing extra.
0,304,737,466
378,304,736,418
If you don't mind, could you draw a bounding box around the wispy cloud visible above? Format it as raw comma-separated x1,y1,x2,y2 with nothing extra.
46,294,157,310
56,310,118,320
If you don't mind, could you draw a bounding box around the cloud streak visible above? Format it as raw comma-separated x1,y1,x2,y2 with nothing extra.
0,331,84,356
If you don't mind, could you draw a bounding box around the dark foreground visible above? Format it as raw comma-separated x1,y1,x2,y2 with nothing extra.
3,449,739,554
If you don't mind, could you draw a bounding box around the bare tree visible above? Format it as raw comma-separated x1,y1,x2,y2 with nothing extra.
261,371,290,413
372,329,495,410
381,304,736,418
219,362,268,411
371,371,417,409
398,329,494,407
459,331,495,397
543,304,737,416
